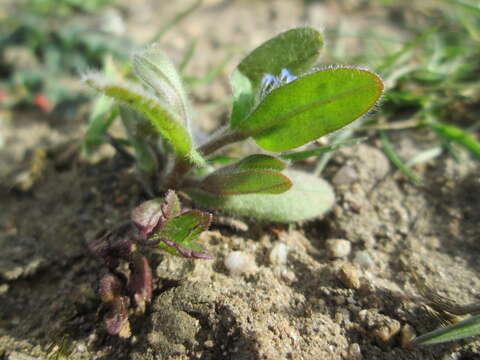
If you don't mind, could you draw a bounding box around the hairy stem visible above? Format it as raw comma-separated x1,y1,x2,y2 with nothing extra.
197,127,249,156
164,157,191,190
164,128,249,190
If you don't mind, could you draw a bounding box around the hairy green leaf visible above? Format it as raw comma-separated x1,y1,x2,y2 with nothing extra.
234,154,287,170
412,314,480,345
84,75,197,161
237,27,323,92
231,27,323,126
234,67,384,151
119,106,158,175
188,170,334,222
133,46,191,123
207,155,239,164
230,70,254,126
200,169,292,195
150,210,212,259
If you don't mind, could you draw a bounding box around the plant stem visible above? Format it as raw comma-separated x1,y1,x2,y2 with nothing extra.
164,158,191,190
164,128,248,190
197,127,248,156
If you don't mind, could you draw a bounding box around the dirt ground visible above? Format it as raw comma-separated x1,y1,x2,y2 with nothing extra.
1,0,480,359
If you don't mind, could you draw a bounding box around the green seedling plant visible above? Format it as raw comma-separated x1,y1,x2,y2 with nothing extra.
84,27,383,336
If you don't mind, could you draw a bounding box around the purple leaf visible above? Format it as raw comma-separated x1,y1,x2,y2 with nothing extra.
127,252,152,311
99,272,123,303
131,198,165,236
87,224,134,267
161,190,181,219
104,296,131,338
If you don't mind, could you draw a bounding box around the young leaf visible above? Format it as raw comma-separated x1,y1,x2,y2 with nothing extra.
234,154,287,170
148,210,212,259
231,27,323,126
187,170,335,222
104,296,131,338
233,67,384,151
133,46,192,124
131,198,164,236
127,252,152,311
412,314,480,345
162,190,181,219
119,106,158,176
199,169,292,195
237,27,323,92
230,70,254,125
84,74,197,162
82,95,116,156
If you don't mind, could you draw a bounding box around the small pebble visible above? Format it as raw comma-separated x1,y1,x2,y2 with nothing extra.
400,324,416,348
371,319,401,346
347,343,362,360
269,242,289,265
332,165,358,186
354,250,374,268
224,251,256,275
326,239,351,258
6,352,39,360
0,283,9,295
337,264,361,290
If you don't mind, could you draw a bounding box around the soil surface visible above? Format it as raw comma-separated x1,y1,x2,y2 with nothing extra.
1,1,480,359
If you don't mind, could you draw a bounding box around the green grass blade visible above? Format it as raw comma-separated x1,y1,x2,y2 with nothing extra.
380,130,422,184
441,0,480,15
179,38,198,73
314,128,353,175
280,138,365,161
376,27,437,73
185,54,233,88
147,0,203,44
412,314,480,345
430,121,480,160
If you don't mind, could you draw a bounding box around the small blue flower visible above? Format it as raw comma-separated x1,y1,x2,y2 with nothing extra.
260,68,297,99
279,68,297,83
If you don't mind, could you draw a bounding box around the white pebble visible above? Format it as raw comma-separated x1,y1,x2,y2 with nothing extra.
354,250,374,268
326,239,351,258
224,251,255,275
332,165,358,186
269,242,289,265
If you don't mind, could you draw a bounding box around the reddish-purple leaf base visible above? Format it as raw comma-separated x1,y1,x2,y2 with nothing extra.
131,199,165,236
99,272,123,303
104,296,130,336
87,224,134,268
127,252,152,310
